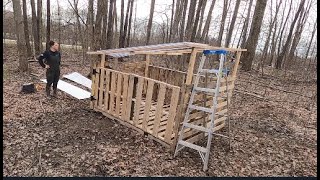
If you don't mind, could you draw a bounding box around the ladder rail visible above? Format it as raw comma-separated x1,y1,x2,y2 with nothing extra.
174,50,231,172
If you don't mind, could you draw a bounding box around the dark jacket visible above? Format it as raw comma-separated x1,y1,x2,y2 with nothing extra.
37,50,61,71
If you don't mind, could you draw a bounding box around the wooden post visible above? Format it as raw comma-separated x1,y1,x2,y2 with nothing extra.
231,51,242,78
228,51,242,101
185,48,197,85
100,53,106,68
144,54,151,77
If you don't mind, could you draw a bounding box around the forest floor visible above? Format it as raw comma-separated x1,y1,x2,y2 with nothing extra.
3,43,317,177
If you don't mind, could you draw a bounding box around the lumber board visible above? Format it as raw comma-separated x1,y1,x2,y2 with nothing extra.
142,80,155,130
144,54,151,77
185,48,198,85
109,71,117,114
124,75,135,121
115,73,123,117
93,68,100,108
133,77,144,125
121,74,129,117
164,88,180,142
98,69,106,107
152,84,166,136
103,70,111,111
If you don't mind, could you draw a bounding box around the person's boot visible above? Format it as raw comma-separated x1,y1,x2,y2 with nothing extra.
46,86,51,97
53,88,58,98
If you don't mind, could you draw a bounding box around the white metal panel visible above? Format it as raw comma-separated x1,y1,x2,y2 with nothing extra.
41,79,91,99
63,72,92,89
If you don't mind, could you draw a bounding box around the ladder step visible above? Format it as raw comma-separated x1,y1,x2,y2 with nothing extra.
194,87,216,93
178,140,207,153
200,69,220,74
183,122,209,132
189,105,213,113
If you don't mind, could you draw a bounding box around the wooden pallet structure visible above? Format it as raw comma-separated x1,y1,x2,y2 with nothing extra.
87,42,246,151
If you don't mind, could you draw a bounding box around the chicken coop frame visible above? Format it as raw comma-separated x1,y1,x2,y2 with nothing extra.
87,42,246,151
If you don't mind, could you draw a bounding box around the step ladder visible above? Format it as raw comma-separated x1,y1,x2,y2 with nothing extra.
174,49,231,171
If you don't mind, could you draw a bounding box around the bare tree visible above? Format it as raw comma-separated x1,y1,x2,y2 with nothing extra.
30,0,40,54
146,0,156,45
12,0,28,71
200,0,216,42
119,0,125,48
87,0,94,50
224,0,241,47
101,0,109,49
126,0,134,47
217,0,228,46
190,0,204,42
106,0,115,49
185,0,197,40
22,0,32,57
37,0,42,51
305,18,317,59
93,0,104,50
258,0,282,71
179,0,188,42
241,0,268,71
275,0,306,69
240,0,253,48
46,0,50,49
196,0,207,41
286,0,312,67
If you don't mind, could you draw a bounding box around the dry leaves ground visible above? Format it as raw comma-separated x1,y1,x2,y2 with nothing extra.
3,44,317,176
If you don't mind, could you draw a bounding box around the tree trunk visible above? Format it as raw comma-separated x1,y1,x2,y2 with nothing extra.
46,0,50,50
286,1,311,67
217,0,228,46
185,0,197,40
190,0,204,42
87,0,94,50
123,0,131,48
93,0,104,50
113,0,118,48
37,0,43,52
119,0,125,48
126,0,134,47
101,0,108,49
22,0,32,57
305,18,317,59
30,0,40,55
196,0,207,41
12,0,28,72
170,0,182,42
275,0,305,69
146,0,156,45
258,0,282,70
200,0,216,42
106,0,114,49
224,0,241,47
241,0,267,71
179,0,188,42
240,0,253,48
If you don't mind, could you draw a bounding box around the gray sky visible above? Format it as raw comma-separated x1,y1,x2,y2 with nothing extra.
4,0,317,56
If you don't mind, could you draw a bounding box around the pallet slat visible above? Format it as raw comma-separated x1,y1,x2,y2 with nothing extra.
121,74,129,116
124,75,135,121
164,88,180,142
152,84,166,136
115,73,123,116
104,70,111,111
98,69,106,108
142,80,155,130
109,71,117,114
133,77,144,125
